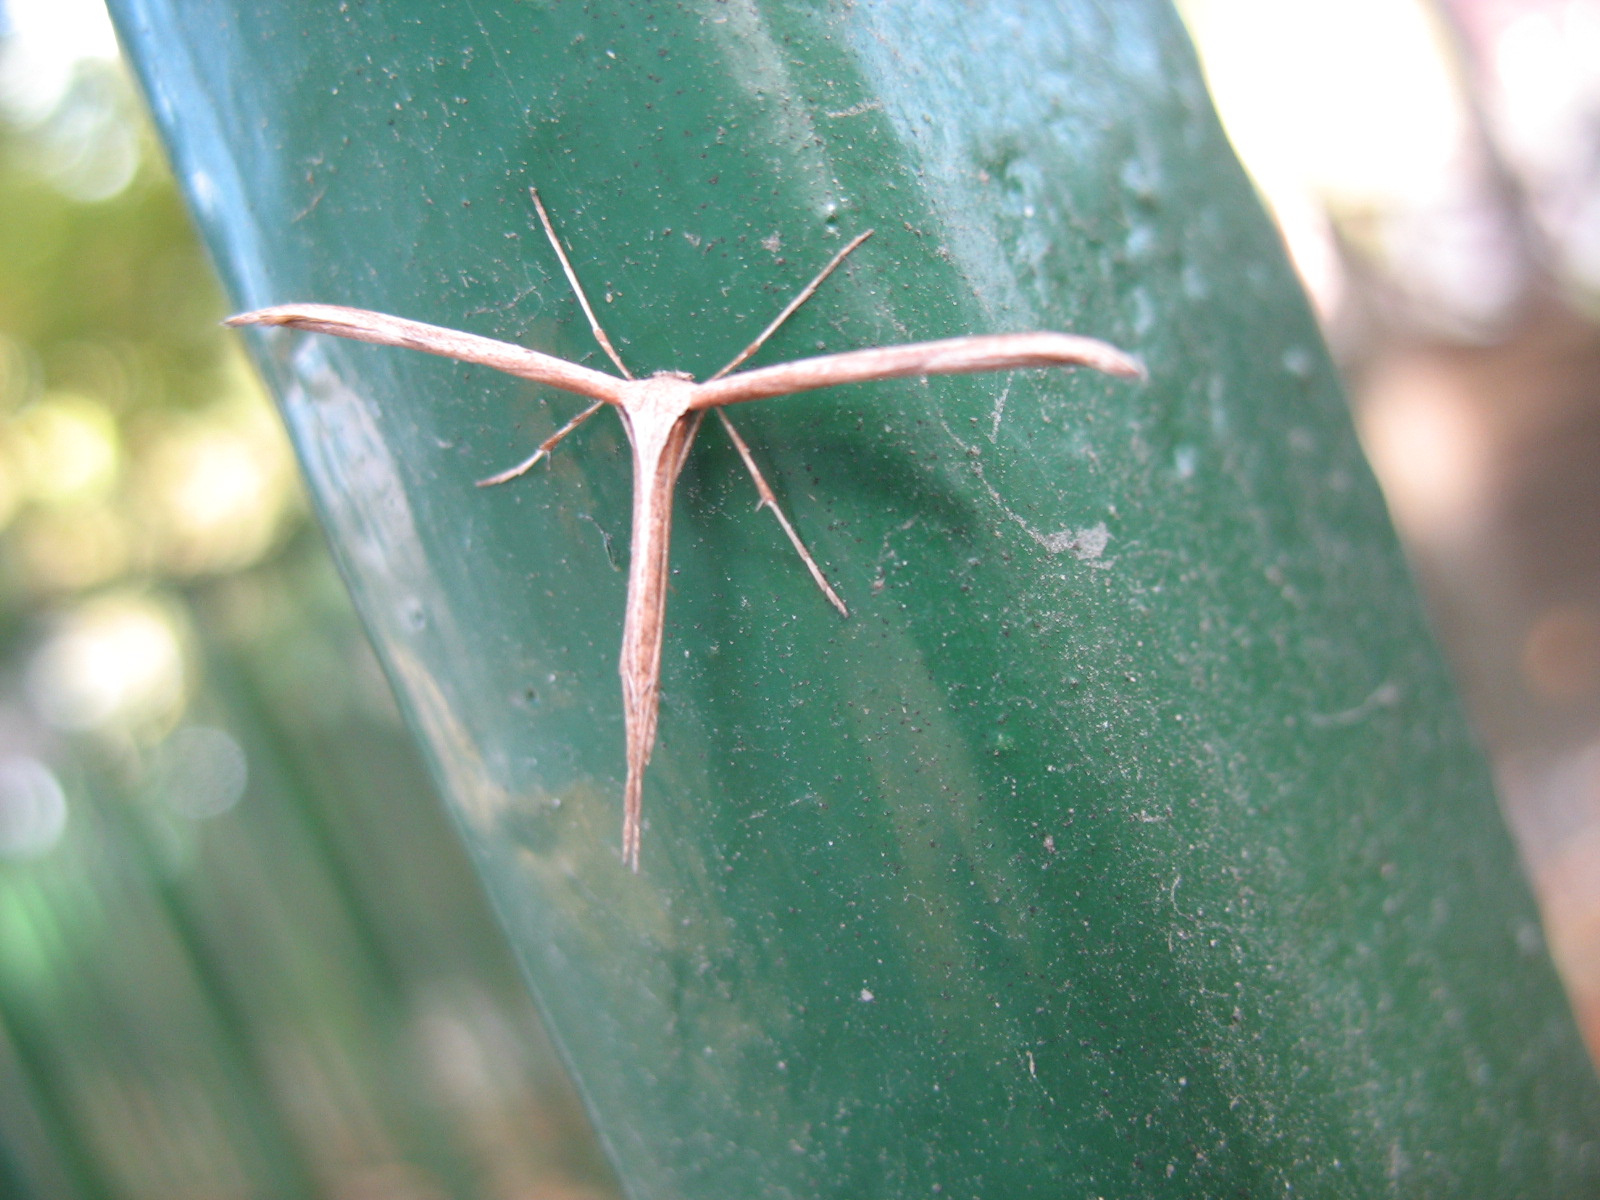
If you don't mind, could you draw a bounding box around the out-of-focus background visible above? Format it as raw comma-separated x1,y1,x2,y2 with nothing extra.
1181,0,1600,1064
0,0,1595,1193
0,0,624,1195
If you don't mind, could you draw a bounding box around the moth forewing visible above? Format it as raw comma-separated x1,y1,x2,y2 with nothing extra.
614,379,704,871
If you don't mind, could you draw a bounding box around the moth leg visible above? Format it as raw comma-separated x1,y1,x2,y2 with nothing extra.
714,409,847,617
477,398,607,487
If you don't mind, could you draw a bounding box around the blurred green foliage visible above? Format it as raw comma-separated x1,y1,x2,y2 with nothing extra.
0,47,616,1200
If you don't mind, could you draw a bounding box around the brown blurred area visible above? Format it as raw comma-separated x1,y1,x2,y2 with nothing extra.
1182,0,1600,1064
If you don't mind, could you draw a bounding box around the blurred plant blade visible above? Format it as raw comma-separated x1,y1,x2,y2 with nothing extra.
0,27,620,1200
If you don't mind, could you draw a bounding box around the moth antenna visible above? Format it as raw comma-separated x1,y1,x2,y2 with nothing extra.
531,187,635,380
708,230,874,381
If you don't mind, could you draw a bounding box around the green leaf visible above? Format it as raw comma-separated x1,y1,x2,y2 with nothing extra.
109,0,1600,1195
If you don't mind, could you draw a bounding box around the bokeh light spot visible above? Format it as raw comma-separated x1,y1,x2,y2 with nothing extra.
10,392,120,504
154,725,248,819
26,594,188,734
0,755,67,858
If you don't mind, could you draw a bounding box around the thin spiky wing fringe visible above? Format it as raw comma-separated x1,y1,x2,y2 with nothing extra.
227,304,629,404
692,331,1144,408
